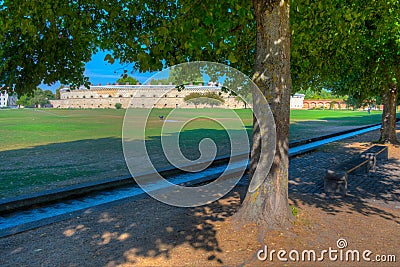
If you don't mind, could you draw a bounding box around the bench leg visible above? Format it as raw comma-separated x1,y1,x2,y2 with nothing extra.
365,153,377,172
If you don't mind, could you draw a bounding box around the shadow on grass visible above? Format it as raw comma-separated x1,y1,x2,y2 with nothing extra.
289,113,383,140
0,126,251,199
0,137,128,199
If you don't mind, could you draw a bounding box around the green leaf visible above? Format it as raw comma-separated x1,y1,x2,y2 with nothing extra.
228,53,238,63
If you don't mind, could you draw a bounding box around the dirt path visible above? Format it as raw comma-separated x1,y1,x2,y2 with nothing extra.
0,127,399,266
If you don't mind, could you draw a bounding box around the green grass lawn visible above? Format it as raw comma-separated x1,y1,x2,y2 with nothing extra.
0,108,384,199
289,109,383,140
290,109,381,121
0,109,126,151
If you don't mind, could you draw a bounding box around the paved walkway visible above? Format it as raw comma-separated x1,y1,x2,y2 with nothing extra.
288,125,400,210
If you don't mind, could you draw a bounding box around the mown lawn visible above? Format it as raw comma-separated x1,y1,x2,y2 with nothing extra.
289,109,383,140
0,108,383,199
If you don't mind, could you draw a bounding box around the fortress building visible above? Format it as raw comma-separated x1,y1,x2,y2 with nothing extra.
50,84,246,109
50,84,341,110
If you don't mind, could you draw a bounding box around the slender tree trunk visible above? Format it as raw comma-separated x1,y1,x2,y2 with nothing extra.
234,0,293,229
380,84,399,144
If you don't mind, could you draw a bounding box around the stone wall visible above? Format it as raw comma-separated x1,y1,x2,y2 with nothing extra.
302,100,347,110
50,85,246,109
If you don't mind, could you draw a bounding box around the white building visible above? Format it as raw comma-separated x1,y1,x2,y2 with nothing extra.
0,91,18,108
290,93,305,109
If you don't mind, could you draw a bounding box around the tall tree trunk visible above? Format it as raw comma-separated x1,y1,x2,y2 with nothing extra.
380,84,399,144
234,0,293,229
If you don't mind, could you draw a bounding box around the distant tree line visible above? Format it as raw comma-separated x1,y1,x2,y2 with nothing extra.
17,88,55,107
183,92,224,108
116,76,139,85
296,88,343,100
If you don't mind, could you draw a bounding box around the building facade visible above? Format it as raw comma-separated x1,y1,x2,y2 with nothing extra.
0,91,18,108
289,93,305,109
50,84,247,109
302,99,347,109
50,84,344,110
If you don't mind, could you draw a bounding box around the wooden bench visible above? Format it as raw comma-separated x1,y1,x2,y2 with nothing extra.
324,145,388,195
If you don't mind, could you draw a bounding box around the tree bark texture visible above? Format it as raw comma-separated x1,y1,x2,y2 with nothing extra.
380,84,399,144
234,0,293,229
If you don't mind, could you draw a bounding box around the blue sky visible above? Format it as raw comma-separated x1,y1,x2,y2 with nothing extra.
40,51,155,92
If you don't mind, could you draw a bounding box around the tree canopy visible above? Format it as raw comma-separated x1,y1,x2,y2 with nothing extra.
116,75,139,85
297,88,343,100
16,88,54,107
292,0,400,92
0,0,112,95
291,0,400,142
183,91,224,107
0,0,256,95
149,65,204,85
